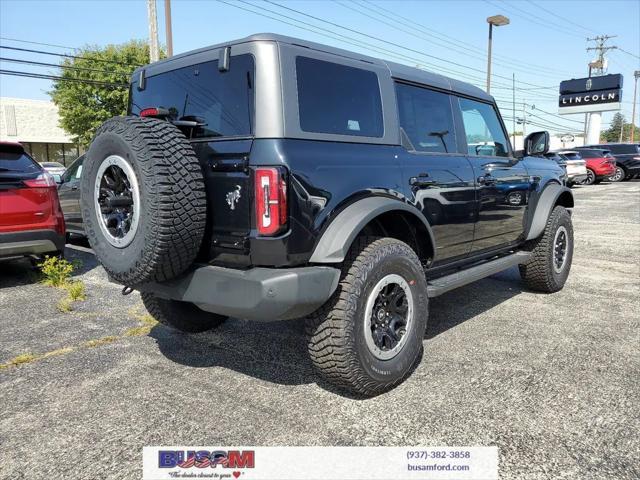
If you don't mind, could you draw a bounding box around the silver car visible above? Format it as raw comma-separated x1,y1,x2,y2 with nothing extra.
39,161,66,179
555,151,588,186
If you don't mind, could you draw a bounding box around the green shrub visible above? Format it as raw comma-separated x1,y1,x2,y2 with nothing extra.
39,256,75,287
65,281,86,301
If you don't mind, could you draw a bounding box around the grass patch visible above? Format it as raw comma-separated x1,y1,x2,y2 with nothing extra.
38,258,87,312
65,281,86,301
42,347,74,358
56,297,74,313
5,353,38,367
84,336,118,348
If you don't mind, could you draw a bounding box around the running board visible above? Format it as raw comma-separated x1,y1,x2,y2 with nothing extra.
426,251,532,297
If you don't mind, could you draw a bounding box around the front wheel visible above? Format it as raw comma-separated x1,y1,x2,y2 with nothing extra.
582,169,596,185
305,237,428,397
609,166,626,182
519,206,573,293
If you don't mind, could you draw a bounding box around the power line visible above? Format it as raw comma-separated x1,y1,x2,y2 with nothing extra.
218,0,511,89
0,57,130,77
336,0,569,80
524,0,597,36
0,36,79,51
261,0,557,90
484,0,585,39
0,45,141,68
617,47,640,60
361,0,576,77
0,69,128,87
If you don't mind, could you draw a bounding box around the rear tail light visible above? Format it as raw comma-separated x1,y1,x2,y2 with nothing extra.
23,172,57,188
139,107,170,118
255,167,287,236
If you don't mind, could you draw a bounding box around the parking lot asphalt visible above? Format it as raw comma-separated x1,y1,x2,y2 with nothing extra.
1,181,639,480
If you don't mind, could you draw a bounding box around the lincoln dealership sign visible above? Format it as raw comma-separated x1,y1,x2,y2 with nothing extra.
558,74,623,114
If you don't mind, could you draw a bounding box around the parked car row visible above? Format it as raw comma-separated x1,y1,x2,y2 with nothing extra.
543,143,639,187
1,137,637,264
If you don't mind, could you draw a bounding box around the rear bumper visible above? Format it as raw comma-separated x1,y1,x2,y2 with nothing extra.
0,229,65,258
567,173,588,183
139,264,341,321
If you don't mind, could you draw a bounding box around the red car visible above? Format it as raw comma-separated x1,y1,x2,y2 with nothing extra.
0,141,65,260
576,148,616,185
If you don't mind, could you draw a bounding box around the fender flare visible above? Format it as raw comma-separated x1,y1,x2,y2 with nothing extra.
525,183,574,241
309,196,436,264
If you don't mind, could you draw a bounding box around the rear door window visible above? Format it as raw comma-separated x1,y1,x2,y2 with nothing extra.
395,83,456,153
296,56,383,137
457,98,510,157
130,54,254,139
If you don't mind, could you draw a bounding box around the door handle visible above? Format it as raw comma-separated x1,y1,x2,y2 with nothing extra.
410,173,436,187
477,174,497,186
71,185,79,190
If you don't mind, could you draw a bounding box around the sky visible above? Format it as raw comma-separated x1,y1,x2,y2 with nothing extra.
1,0,639,136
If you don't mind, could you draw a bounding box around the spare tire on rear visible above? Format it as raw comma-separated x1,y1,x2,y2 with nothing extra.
80,116,207,286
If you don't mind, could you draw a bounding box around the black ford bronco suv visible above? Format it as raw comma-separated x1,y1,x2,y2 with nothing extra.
81,34,574,396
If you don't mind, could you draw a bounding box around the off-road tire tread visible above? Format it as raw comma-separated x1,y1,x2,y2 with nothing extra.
141,292,227,333
519,206,572,293
85,116,206,285
305,237,425,396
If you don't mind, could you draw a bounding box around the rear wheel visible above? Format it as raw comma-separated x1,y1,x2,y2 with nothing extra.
305,237,428,397
519,206,573,293
141,292,227,333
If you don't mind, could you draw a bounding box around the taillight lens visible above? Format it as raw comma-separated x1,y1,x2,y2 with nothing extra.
23,172,56,188
255,167,287,236
140,107,159,117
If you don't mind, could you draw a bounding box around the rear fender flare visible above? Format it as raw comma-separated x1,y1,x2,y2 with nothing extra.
309,196,435,263
525,183,574,241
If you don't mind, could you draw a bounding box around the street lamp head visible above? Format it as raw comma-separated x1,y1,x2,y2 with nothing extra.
487,15,510,26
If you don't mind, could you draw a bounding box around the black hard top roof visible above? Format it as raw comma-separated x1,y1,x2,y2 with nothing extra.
135,33,493,102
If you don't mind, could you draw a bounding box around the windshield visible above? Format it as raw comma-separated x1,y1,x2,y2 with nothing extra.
129,54,254,139
0,148,41,173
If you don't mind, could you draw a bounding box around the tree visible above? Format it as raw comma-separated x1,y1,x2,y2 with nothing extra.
601,112,640,143
50,40,151,146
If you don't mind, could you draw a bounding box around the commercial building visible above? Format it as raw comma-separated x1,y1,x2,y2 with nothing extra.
0,97,85,166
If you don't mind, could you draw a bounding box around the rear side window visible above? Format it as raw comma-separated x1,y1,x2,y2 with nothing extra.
578,150,598,158
296,56,383,137
608,144,639,154
0,146,40,173
395,83,456,153
130,54,254,138
457,98,510,157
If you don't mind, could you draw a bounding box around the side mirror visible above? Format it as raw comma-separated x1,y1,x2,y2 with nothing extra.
523,131,550,157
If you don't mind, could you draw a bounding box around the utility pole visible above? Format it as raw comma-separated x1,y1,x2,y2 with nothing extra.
631,70,640,143
164,0,173,58
147,0,160,62
512,73,516,146
585,35,617,144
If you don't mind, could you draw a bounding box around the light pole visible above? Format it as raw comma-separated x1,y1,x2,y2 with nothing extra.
486,14,510,94
631,70,640,143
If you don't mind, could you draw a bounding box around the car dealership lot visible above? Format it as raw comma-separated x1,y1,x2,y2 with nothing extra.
1,182,639,480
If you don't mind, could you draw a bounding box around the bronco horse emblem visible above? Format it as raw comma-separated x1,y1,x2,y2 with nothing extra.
226,185,242,210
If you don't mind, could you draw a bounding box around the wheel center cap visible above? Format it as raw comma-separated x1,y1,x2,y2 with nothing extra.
377,309,386,321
